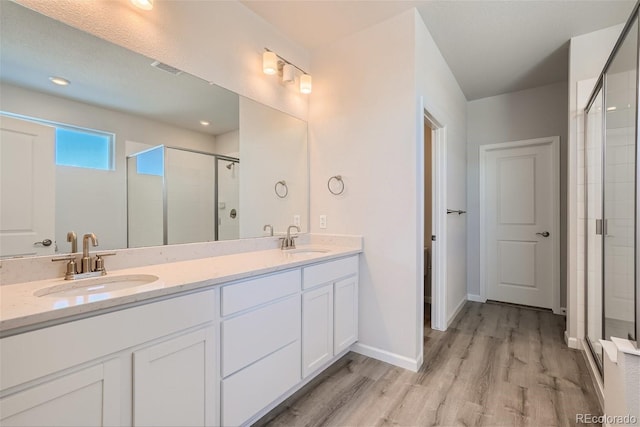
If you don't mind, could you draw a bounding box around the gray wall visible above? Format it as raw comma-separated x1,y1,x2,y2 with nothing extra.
466,81,569,307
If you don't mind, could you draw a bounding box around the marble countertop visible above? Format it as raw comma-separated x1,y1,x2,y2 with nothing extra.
0,245,361,335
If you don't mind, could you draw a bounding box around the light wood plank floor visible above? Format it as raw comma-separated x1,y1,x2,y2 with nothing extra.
256,301,601,427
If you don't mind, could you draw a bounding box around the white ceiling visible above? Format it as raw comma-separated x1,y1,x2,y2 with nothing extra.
0,1,239,136
241,0,637,100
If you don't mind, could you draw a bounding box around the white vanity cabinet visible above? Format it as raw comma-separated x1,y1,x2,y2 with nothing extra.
219,270,302,426
302,255,359,378
0,290,216,427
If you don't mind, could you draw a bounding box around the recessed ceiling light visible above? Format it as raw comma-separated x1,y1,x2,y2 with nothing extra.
49,76,70,86
131,0,153,10
200,120,210,126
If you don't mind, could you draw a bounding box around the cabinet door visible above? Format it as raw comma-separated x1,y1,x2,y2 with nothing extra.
302,284,333,377
0,359,120,427
334,275,358,354
133,326,215,427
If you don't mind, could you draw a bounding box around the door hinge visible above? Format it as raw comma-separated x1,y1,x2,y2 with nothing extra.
431,235,436,241
595,219,603,235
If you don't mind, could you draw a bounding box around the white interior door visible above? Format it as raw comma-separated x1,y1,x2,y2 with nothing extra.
0,115,56,257
482,137,559,310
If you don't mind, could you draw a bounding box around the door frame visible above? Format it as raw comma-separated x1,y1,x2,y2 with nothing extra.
479,136,561,314
419,106,447,333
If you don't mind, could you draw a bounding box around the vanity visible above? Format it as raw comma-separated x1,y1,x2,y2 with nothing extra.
0,244,361,427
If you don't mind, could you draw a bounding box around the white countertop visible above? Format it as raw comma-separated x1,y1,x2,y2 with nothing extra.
0,245,361,335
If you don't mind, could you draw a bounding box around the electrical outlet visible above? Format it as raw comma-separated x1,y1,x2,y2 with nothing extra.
293,215,301,227
319,215,327,229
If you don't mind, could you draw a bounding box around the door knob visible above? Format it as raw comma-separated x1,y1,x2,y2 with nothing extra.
536,232,550,237
34,239,53,247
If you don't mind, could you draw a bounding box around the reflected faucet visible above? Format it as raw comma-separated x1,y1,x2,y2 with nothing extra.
67,231,77,253
263,224,274,237
82,233,98,273
280,225,300,250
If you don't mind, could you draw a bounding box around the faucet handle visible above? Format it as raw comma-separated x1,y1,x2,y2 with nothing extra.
94,253,116,273
52,255,78,276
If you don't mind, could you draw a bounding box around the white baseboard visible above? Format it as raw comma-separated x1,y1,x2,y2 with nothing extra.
351,343,421,372
447,296,467,327
467,293,484,302
564,331,580,349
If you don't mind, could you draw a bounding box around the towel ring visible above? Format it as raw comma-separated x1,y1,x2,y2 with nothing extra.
274,180,288,198
327,175,344,195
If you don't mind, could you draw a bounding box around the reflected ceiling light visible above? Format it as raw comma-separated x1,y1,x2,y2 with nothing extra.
49,76,70,86
263,47,311,94
606,106,617,111
131,0,153,10
200,120,210,126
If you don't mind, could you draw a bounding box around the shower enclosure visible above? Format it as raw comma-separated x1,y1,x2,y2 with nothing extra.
126,146,239,248
584,4,639,371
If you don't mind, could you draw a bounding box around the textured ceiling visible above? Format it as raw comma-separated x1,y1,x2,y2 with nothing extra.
241,0,636,100
0,1,239,136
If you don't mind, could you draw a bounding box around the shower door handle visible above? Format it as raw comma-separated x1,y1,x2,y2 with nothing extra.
536,231,550,237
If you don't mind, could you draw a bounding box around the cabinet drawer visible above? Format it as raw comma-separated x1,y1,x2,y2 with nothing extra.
221,295,300,377
222,341,300,427
221,269,300,316
303,256,358,290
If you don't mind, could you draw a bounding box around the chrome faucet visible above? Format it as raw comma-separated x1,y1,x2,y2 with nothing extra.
52,232,116,280
280,225,300,250
67,231,77,253
82,233,98,273
263,224,274,237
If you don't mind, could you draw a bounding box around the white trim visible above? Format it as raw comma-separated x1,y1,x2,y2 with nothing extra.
479,136,561,314
351,343,422,372
447,297,467,327
467,294,485,303
565,330,580,349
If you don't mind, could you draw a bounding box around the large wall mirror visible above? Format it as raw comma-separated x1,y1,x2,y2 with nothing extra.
0,2,308,257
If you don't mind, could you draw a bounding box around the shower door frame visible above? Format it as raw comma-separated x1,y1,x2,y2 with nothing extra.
583,2,640,371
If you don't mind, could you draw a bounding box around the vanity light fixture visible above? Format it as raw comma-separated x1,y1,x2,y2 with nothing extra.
263,48,312,94
131,0,153,10
49,76,70,86
199,120,210,126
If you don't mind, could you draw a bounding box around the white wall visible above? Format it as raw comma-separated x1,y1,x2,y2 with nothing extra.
1,83,217,251
216,130,240,158
567,24,624,344
309,9,467,369
415,11,469,329
16,0,309,121
467,81,568,305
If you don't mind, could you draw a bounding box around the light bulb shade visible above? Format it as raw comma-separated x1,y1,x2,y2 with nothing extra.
263,51,278,75
282,64,295,83
300,74,312,94
131,0,153,10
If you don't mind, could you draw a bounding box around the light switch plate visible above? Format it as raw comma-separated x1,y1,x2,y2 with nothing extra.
293,215,301,227
319,215,327,229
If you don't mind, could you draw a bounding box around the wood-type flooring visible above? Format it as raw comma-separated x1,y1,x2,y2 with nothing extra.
256,301,601,427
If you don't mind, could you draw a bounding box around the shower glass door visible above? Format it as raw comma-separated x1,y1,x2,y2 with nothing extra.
603,18,638,343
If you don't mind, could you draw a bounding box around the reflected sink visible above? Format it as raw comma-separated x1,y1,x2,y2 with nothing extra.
286,248,330,256
34,274,160,298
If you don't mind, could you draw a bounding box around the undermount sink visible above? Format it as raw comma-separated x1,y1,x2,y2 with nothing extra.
34,274,160,298
286,248,330,256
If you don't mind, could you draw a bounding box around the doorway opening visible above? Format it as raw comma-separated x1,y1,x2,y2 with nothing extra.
421,107,446,336
424,121,433,329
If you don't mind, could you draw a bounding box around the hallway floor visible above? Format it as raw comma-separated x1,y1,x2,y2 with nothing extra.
257,302,601,427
